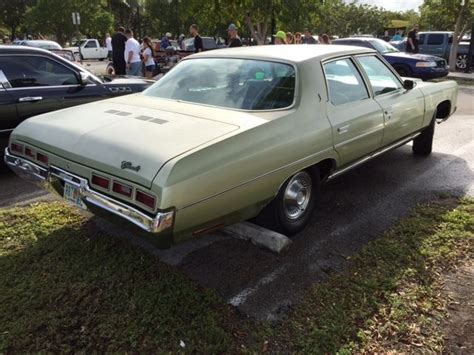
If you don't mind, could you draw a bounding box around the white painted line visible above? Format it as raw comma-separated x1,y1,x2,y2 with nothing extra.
228,265,288,307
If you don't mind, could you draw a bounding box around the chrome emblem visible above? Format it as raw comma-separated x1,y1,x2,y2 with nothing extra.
121,161,141,172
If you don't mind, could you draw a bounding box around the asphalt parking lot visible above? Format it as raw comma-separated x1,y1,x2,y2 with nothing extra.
1,85,472,321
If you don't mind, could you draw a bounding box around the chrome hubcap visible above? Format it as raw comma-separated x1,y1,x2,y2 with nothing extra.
283,171,312,220
456,55,467,69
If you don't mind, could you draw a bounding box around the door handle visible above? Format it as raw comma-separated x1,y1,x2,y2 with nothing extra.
18,96,43,102
337,125,350,134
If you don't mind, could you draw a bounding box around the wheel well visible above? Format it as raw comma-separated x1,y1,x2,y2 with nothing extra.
312,159,336,181
436,100,451,120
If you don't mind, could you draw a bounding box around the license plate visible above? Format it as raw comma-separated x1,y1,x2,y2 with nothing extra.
63,182,87,210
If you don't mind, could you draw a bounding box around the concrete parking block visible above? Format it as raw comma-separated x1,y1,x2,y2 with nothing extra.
224,222,292,254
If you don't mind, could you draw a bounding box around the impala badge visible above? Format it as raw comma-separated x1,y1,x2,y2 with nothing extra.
121,161,141,172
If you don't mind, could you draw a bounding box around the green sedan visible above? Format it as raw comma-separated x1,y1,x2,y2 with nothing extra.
5,45,458,247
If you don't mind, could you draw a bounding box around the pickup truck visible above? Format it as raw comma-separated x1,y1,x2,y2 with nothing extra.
65,39,109,61
390,31,473,70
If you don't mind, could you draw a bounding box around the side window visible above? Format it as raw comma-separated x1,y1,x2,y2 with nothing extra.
323,58,369,106
356,55,402,96
0,56,79,88
418,34,426,44
85,40,98,48
427,34,444,45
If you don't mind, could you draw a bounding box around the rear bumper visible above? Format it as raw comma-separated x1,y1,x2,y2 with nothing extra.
4,148,174,235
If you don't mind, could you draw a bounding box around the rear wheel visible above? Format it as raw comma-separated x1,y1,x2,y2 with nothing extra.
456,54,468,70
413,115,435,156
256,169,320,235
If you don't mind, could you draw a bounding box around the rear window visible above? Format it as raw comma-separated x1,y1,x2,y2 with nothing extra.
144,58,296,110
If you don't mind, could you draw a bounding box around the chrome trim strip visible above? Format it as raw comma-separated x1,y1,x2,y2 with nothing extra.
4,148,174,234
327,133,420,181
0,128,15,133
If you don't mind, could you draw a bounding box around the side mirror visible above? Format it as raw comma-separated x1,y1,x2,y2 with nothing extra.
79,71,91,86
403,79,415,90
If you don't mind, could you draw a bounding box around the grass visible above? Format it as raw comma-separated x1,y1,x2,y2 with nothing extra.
0,197,472,352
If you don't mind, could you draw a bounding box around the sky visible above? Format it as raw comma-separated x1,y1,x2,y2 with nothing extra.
346,0,424,12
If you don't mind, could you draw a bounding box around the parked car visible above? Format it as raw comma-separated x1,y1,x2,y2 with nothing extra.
14,39,62,50
50,48,83,65
5,45,457,248
0,46,154,157
390,31,473,70
65,38,109,60
183,36,224,52
333,37,449,80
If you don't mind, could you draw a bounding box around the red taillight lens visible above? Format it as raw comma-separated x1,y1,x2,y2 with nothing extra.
136,190,156,209
25,147,35,158
36,152,48,165
112,181,133,198
11,143,24,154
91,174,110,190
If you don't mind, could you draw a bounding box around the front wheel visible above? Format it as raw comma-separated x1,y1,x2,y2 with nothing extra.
413,116,435,156
256,169,320,236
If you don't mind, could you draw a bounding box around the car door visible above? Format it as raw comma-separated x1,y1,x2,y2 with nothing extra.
323,57,384,166
82,40,100,59
0,54,101,122
354,54,425,147
423,33,445,57
0,70,18,149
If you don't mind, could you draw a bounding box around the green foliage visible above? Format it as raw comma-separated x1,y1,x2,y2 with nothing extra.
420,0,473,32
0,0,33,38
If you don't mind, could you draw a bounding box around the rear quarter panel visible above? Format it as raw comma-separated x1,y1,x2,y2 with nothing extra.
417,80,458,126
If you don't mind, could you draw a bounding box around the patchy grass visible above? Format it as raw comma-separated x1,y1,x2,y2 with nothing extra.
0,202,241,353
274,197,473,353
0,198,472,352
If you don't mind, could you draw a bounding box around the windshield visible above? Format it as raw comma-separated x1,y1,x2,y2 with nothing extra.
144,58,296,111
73,40,87,47
371,40,399,54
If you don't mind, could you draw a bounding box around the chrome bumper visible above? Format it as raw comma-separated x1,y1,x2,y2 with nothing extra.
4,148,174,234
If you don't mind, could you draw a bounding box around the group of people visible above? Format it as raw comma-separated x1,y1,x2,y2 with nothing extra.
107,23,243,78
273,29,331,45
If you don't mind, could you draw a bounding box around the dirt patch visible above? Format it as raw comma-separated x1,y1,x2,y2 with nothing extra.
442,261,474,354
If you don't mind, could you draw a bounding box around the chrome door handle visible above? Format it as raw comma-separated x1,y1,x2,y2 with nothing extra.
18,96,43,102
337,125,350,134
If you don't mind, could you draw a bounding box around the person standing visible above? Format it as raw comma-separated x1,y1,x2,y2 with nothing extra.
142,37,156,78
177,34,186,50
286,32,294,44
294,32,303,44
124,29,142,76
227,23,242,47
274,31,287,45
320,34,331,44
161,32,172,49
392,30,402,41
406,24,419,53
190,24,203,53
302,29,317,44
105,33,112,60
111,26,127,75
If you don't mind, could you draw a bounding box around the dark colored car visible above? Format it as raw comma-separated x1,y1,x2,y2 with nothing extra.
183,37,226,52
333,37,449,80
0,46,154,157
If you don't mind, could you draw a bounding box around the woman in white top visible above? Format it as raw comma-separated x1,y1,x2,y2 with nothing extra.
142,37,156,79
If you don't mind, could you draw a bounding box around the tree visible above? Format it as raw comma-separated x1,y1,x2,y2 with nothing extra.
27,0,114,45
0,0,33,40
420,0,473,71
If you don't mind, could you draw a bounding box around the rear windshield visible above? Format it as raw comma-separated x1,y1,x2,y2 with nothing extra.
144,58,296,110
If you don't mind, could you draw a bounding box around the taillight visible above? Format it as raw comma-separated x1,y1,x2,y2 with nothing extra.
25,147,35,159
11,143,24,154
91,174,110,190
136,190,156,209
112,181,133,198
36,152,48,165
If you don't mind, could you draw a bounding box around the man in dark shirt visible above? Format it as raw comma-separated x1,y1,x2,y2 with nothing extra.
190,24,203,53
227,23,242,47
111,26,127,75
406,24,419,53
